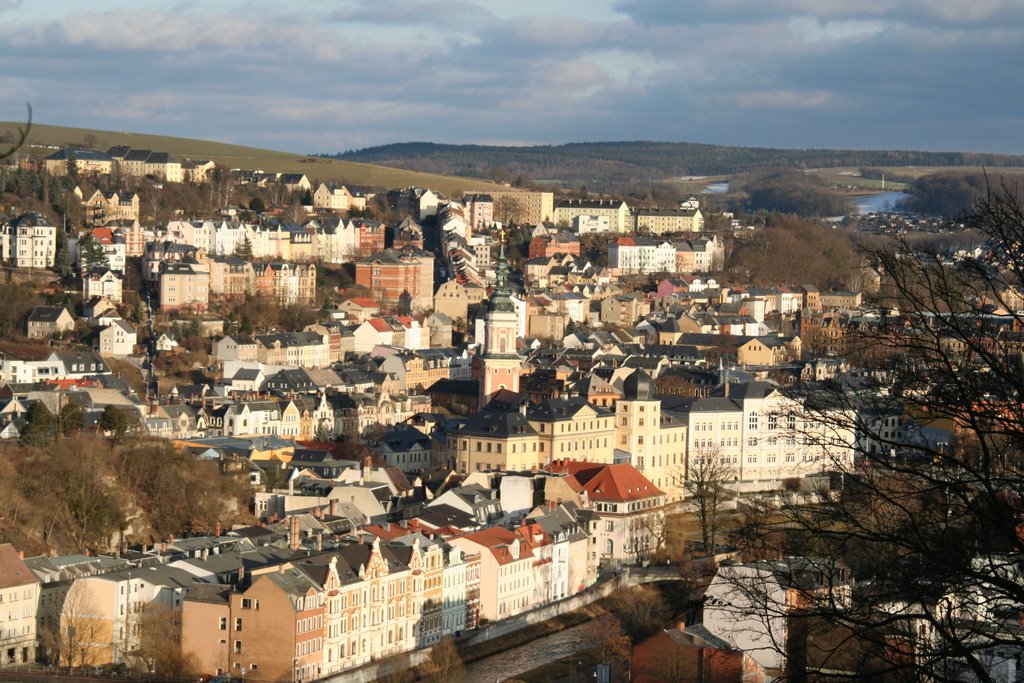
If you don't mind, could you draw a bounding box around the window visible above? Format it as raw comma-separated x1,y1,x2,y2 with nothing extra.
605,520,614,532
234,641,242,654
219,617,227,631
235,618,242,631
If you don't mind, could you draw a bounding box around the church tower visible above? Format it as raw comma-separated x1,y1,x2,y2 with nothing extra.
479,233,520,409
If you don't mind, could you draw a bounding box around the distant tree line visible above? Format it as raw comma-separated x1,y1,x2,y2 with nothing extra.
732,170,851,217
901,171,1024,217
327,141,1024,193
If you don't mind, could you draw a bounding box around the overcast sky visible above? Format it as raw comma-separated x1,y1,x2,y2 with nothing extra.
1,0,1022,154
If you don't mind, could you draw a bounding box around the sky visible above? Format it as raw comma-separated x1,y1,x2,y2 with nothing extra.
1,0,1022,154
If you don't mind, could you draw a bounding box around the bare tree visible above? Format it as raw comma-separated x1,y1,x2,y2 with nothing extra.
582,614,632,667
678,446,735,555
418,637,462,683
58,584,104,669
737,183,1024,682
125,602,196,675
493,195,525,226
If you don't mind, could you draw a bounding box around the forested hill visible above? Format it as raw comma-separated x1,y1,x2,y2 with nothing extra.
330,141,1024,190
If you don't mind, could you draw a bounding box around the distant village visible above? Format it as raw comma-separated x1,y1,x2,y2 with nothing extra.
0,144,1015,683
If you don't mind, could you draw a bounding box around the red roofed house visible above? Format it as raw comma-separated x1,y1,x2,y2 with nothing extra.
449,523,552,622
548,460,667,568
528,232,580,259
337,297,381,323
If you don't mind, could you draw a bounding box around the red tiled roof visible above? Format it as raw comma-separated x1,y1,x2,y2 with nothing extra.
345,297,379,308
368,318,391,332
0,543,34,589
547,461,662,503
92,228,114,244
459,527,534,565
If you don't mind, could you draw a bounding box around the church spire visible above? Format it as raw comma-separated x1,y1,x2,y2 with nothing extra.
491,227,514,312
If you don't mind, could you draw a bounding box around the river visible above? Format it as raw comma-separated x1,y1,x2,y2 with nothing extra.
853,191,909,215
454,622,592,682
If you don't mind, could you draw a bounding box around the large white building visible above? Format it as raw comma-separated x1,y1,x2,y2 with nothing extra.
608,236,676,275
1,213,57,269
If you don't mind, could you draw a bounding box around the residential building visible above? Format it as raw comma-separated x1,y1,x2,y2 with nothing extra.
26,306,75,339
254,262,317,306
84,190,140,227
159,260,211,312
312,184,355,212
0,544,40,666
608,237,676,275
554,199,631,232
463,193,493,230
44,148,114,176
82,268,124,303
2,213,57,269
96,320,137,358
632,624,766,683
634,207,705,234
703,557,853,674
488,190,554,225
354,247,434,314
528,232,580,258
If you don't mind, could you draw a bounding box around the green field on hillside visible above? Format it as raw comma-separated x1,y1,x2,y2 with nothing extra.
0,121,507,196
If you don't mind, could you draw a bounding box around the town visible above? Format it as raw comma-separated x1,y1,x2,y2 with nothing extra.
0,136,1021,683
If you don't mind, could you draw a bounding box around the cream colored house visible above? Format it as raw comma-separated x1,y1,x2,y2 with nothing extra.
97,319,137,358
82,269,124,303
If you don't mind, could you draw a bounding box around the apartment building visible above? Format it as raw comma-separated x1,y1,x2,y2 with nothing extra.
354,247,434,314
159,260,210,312
488,190,555,225
1,212,57,269
634,207,705,234
554,198,631,232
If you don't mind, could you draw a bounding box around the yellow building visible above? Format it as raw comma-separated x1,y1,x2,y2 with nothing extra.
488,190,554,225
634,207,704,234
454,397,616,475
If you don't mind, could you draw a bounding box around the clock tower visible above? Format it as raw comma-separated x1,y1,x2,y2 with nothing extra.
479,234,520,409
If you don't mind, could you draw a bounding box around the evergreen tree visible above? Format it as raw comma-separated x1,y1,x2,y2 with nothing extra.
187,318,202,337
234,236,253,260
79,233,109,272
55,242,73,278
20,401,53,446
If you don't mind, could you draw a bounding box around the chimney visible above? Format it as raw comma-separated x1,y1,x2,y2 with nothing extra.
677,621,687,631
290,516,303,550
214,521,222,537
329,499,338,517
315,530,323,552
17,550,24,560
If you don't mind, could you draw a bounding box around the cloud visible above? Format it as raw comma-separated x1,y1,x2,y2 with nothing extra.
0,0,1019,153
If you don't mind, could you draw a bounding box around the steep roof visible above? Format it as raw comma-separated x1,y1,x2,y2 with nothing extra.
569,463,662,503
0,543,35,589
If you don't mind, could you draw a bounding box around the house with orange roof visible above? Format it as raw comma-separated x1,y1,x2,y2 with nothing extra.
551,461,667,567
337,297,381,324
